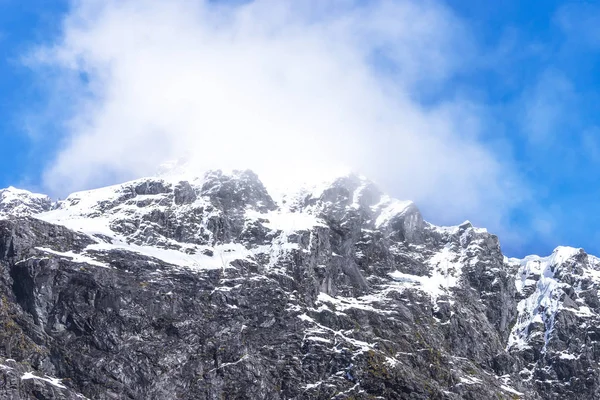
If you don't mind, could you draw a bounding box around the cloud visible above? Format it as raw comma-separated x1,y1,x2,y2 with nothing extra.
28,0,523,235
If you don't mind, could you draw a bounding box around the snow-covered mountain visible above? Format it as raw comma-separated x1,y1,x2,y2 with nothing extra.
0,186,51,217
0,169,599,399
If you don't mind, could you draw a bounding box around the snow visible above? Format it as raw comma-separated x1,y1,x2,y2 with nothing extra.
0,187,48,203
21,372,66,389
508,246,600,352
500,384,524,396
510,246,583,280
246,209,326,234
316,241,465,312
388,244,461,303
459,376,482,385
39,215,116,238
433,221,487,235
259,167,359,208
509,252,561,351
305,336,333,344
559,352,577,360
206,354,249,374
7,168,600,398
304,381,324,390
351,179,371,208
317,292,391,314
88,241,253,271
298,313,375,354
34,174,262,270
36,247,110,268
33,169,337,273
0,186,50,217
317,292,392,314
41,203,241,270
374,197,413,228
333,383,362,397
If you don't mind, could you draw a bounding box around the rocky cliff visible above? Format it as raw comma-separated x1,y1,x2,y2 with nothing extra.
0,169,598,399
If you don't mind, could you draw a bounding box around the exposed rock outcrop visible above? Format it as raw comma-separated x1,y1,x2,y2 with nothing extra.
0,170,597,399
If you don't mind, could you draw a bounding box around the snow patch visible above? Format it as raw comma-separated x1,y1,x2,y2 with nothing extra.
388,245,461,303
500,384,524,396
559,352,577,360
317,292,391,314
36,247,110,268
459,376,482,385
246,209,326,234
374,198,413,228
21,372,66,389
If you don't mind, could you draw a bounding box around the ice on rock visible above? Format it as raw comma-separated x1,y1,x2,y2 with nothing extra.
507,246,600,352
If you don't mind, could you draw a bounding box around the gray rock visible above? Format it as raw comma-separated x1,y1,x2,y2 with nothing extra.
0,170,595,399
173,181,197,205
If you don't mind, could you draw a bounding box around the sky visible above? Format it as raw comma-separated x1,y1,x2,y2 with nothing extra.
1,0,600,258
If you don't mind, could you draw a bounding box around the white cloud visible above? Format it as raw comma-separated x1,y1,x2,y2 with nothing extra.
30,0,523,234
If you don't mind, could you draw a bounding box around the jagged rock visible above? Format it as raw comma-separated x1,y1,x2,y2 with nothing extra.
0,169,597,399
173,181,197,205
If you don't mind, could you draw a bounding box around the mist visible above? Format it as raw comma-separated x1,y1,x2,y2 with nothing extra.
30,0,522,238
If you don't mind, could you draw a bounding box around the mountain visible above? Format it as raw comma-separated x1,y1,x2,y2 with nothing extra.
0,169,599,399
0,187,51,217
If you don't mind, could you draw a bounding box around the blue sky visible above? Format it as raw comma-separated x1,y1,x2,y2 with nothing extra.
1,0,600,259
0,1,68,187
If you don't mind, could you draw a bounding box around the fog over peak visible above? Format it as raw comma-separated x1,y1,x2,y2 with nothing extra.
29,0,523,249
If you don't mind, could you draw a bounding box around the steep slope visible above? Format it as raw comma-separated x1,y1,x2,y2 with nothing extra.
506,248,600,396
0,170,598,399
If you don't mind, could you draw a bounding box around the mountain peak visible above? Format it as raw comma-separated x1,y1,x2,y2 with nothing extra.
1,168,600,398
0,186,52,218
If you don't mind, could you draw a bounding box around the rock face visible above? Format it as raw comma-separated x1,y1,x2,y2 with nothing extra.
0,169,599,399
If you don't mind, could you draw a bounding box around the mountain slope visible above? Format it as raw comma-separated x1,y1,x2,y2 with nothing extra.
0,170,598,399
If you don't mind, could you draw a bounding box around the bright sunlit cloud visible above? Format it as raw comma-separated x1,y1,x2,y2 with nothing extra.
29,0,523,238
